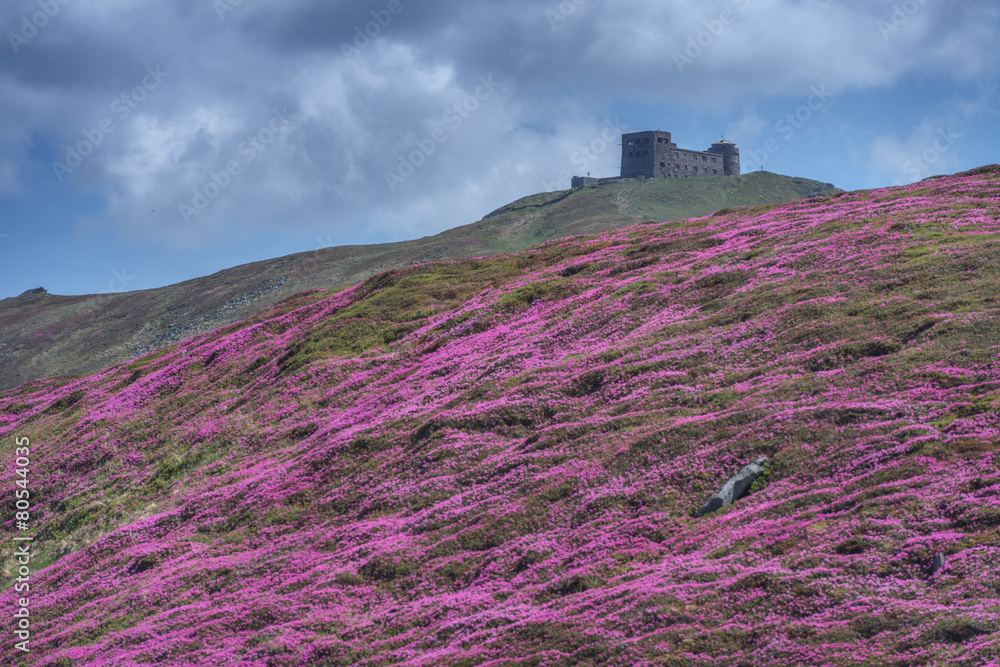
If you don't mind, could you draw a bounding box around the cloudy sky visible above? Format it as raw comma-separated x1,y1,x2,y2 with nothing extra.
0,0,997,297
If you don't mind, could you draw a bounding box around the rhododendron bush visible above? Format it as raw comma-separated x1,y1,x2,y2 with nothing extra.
2,168,1000,665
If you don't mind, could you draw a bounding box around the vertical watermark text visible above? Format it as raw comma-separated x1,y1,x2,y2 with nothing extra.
11,436,33,653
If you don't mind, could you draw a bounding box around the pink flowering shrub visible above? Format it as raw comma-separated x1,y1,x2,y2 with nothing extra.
1,168,1000,665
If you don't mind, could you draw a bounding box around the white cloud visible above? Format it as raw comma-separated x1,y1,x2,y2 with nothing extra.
728,111,768,143
0,0,997,255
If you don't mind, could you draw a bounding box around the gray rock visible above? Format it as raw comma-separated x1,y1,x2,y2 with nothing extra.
929,552,945,576
694,456,767,518
18,287,47,296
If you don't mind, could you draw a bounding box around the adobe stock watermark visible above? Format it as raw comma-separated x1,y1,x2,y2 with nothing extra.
546,0,587,31
384,75,503,193
52,65,170,183
8,0,73,54
214,0,245,21
742,84,834,171
673,0,751,73
341,0,413,59
895,126,963,184
878,0,929,40
98,267,135,294
11,436,33,653
179,108,296,224
541,117,630,191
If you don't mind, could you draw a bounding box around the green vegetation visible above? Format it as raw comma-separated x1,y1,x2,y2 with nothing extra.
0,172,840,392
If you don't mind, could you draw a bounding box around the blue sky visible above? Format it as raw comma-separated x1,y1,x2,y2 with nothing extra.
0,0,997,298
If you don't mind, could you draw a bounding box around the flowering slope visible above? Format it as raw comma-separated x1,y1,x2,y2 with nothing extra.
2,167,1000,666
0,170,838,393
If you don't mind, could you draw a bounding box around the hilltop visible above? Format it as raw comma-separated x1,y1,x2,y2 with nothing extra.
0,171,837,391
3,167,999,665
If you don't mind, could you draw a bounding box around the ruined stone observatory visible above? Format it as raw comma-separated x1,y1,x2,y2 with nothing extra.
572,130,740,187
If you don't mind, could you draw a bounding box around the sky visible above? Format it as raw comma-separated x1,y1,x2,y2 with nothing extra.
0,0,997,298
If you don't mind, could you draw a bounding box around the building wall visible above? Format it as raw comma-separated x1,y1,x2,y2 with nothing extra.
659,148,725,178
619,131,734,179
707,141,740,176
573,130,740,188
621,131,675,178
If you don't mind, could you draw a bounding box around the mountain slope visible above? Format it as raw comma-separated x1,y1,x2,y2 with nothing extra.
0,171,838,391
2,167,999,666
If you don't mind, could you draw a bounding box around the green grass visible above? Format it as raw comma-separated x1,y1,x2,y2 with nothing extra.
1,171,841,392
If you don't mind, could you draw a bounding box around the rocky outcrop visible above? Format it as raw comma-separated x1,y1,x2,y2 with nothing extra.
694,456,767,518
136,276,290,356
929,553,946,576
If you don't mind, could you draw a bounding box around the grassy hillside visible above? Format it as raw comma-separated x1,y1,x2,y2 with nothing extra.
0,171,838,391
469,170,837,253
2,167,998,665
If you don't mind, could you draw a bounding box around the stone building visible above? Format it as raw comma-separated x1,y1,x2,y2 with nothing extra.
571,131,739,188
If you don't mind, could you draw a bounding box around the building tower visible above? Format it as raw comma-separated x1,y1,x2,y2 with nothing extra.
707,139,740,176
620,131,673,179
